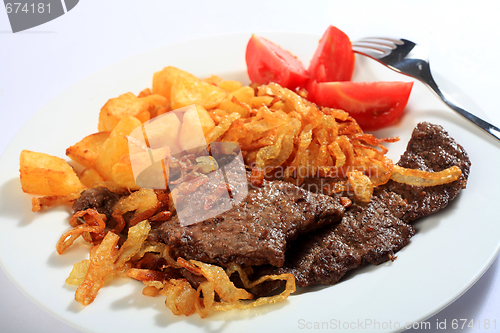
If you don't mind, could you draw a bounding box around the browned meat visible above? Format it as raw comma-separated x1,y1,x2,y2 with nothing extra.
72,187,121,220
385,122,471,221
250,122,470,294
158,178,348,268
251,190,414,291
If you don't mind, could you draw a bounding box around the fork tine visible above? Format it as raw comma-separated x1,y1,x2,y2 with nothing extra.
352,43,392,58
356,37,404,46
352,41,394,51
352,37,406,58
352,47,387,59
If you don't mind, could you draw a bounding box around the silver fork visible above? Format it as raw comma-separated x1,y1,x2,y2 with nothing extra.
352,38,500,141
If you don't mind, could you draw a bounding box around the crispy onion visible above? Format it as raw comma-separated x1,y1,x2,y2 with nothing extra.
74,231,120,306
390,165,462,186
112,188,159,233
174,258,296,318
56,209,106,254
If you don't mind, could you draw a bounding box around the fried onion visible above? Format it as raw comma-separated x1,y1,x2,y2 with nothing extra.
390,165,462,187
56,209,106,254
74,231,120,306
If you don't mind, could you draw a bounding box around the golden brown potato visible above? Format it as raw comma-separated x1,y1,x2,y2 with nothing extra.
79,168,104,187
179,105,215,151
20,150,85,196
111,154,139,190
218,80,243,93
218,98,249,117
202,75,223,85
139,94,169,119
152,66,197,103
139,111,181,153
66,132,110,169
170,76,227,110
232,86,254,104
137,88,152,98
218,86,255,117
98,92,150,132
94,116,143,181
250,96,274,109
194,105,215,135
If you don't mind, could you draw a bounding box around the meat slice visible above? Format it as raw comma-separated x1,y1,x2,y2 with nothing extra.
72,187,121,220
251,190,414,290
385,122,471,221
250,122,471,293
158,178,348,268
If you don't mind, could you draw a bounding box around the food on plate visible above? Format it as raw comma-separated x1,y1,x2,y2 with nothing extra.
245,34,309,90
246,25,412,130
98,92,150,132
66,131,110,169
95,116,143,185
19,150,85,196
152,66,198,104
249,122,471,293
384,122,471,221
18,26,470,319
308,25,355,83
157,162,350,268
170,73,227,110
307,81,414,130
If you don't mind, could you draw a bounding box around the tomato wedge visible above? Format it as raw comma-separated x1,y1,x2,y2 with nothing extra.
245,35,309,90
308,25,355,83
309,81,414,130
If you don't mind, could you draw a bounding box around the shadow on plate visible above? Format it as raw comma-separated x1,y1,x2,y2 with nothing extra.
46,238,91,268
65,276,137,314
0,177,38,225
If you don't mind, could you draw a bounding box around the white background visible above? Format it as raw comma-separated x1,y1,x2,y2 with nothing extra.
1,1,499,332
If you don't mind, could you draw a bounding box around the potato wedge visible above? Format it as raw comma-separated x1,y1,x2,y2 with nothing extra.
139,94,168,119
202,75,223,85
66,132,110,169
179,105,215,151
231,86,255,104
218,86,254,117
138,88,152,98
250,96,274,109
218,80,242,93
219,98,249,117
152,66,198,103
170,76,227,110
20,150,85,196
194,105,215,135
98,93,150,132
79,168,104,187
139,111,181,153
111,154,139,190
95,116,143,181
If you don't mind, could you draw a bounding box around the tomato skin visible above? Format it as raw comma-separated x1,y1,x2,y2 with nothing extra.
246,35,309,90
308,26,355,83
309,81,414,130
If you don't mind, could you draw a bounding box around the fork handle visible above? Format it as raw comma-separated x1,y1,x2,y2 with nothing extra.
424,77,500,141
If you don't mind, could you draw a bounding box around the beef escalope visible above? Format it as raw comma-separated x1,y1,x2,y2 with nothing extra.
385,122,471,221
158,176,349,268
250,122,470,294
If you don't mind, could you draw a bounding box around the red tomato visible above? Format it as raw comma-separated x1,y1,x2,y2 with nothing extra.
245,35,309,90
309,81,414,131
308,25,355,83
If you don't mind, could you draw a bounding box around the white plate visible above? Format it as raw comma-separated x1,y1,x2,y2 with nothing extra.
1,32,499,333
